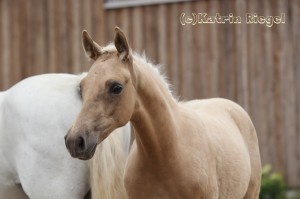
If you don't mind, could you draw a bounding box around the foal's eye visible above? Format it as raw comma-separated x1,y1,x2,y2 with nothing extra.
109,83,123,95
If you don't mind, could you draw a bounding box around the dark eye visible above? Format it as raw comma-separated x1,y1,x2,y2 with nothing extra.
109,82,123,95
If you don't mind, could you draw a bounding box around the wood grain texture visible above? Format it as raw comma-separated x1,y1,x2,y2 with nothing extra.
291,0,300,188
0,0,3,87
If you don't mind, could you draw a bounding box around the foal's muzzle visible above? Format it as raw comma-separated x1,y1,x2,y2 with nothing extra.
64,130,98,160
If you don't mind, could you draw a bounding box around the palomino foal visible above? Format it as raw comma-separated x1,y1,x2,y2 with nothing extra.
65,27,261,199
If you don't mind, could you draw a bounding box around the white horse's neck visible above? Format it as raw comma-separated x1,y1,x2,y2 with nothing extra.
130,57,179,162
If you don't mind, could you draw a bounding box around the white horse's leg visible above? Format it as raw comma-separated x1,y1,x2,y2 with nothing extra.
0,93,27,199
0,185,28,199
0,158,27,199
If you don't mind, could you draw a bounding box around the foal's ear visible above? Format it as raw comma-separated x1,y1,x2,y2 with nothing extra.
82,30,102,61
114,27,131,62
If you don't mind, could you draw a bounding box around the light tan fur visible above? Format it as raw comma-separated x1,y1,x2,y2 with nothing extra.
66,27,261,199
89,127,128,199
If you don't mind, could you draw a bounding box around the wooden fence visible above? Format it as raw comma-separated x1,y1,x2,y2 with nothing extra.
0,0,299,187
0,0,104,88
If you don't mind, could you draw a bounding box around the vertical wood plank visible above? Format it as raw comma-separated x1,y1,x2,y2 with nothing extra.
71,0,84,73
248,0,269,166
119,8,131,42
2,0,11,89
217,0,225,99
58,0,68,72
65,0,74,72
196,1,208,99
165,3,173,88
248,0,261,165
208,0,220,98
0,0,3,90
291,0,300,186
267,0,283,174
82,0,92,33
227,0,237,101
81,0,93,71
277,0,297,186
24,0,33,76
131,7,144,54
145,6,158,64
47,0,56,72
105,10,116,42
263,0,276,170
180,2,194,99
157,4,167,67
91,0,105,45
30,0,47,75
10,0,21,85
176,3,184,97
20,0,30,78
235,0,248,110
221,0,235,100
169,3,180,96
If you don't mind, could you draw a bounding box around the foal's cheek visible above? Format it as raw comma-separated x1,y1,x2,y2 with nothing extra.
114,95,134,126
113,104,130,126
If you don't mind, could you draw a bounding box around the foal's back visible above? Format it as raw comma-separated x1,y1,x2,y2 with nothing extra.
182,98,261,199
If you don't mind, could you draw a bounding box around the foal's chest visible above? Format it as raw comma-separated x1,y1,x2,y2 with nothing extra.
124,156,206,199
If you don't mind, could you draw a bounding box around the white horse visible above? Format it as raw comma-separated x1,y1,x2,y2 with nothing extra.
0,73,131,199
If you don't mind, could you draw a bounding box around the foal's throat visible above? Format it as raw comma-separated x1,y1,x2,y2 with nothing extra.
130,59,178,161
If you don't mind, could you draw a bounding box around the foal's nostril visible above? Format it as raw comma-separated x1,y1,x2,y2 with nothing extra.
75,135,85,152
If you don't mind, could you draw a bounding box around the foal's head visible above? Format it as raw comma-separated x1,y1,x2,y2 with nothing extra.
65,27,136,160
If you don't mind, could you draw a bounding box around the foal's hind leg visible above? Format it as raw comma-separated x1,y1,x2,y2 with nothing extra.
243,177,261,199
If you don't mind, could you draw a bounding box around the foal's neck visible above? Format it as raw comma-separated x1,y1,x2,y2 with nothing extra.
130,58,178,162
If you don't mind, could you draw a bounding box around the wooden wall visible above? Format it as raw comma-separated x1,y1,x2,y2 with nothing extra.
0,0,104,89
0,0,299,187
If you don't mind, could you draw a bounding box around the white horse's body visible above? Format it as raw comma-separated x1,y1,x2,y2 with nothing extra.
0,74,131,199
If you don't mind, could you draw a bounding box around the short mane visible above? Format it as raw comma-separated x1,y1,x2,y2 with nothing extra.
102,44,177,101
